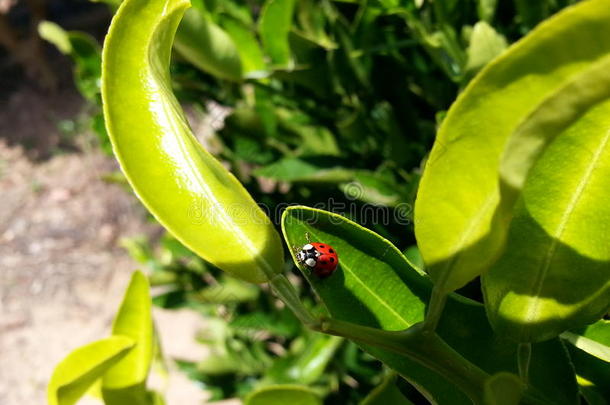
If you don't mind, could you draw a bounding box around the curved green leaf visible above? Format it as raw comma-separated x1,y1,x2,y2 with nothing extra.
245,384,322,405
483,98,610,342
281,206,578,405
102,0,284,283
173,8,242,81
47,336,134,405
414,0,610,293
102,271,153,403
259,0,296,68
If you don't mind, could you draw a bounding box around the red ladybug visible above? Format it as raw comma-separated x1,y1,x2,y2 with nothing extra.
296,242,339,278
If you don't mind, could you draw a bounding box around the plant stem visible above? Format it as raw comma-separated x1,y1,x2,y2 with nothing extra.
268,273,318,327
319,318,488,404
518,342,532,385
423,284,448,332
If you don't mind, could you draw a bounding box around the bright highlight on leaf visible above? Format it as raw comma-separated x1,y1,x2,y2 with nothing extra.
47,336,134,405
415,0,610,294
101,0,284,283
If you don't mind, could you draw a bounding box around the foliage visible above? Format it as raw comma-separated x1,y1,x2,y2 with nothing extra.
46,0,610,403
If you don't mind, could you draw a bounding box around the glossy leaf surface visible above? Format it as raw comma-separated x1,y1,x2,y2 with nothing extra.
484,99,610,342
414,0,610,292
102,0,284,283
282,206,578,405
47,336,134,405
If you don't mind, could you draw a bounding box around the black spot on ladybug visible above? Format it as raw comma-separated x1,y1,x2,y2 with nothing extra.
319,245,325,248
321,260,327,264
328,249,334,253
330,258,334,262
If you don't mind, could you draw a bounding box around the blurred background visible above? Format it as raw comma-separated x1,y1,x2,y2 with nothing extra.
0,0,581,404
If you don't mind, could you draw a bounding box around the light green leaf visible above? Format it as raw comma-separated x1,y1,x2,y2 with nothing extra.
173,7,242,81
259,0,296,68
563,320,610,363
254,157,354,183
38,21,72,54
245,384,322,405
102,0,284,283
464,21,507,76
483,98,610,342
414,0,610,293
221,17,267,77
102,271,153,404
281,206,578,405
483,373,524,405
47,336,134,405
360,373,414,405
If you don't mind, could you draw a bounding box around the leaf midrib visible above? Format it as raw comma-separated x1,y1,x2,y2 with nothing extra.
306,228,412,329
523,128,610,326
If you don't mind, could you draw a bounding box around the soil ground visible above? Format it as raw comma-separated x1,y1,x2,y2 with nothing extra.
0,84,228,405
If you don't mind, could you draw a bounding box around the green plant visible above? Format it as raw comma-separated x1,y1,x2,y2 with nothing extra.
48,0,610,403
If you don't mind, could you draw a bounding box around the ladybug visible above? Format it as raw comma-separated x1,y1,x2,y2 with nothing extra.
296,242,339,278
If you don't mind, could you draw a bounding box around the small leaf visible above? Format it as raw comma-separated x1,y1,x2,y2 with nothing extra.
464,21,507,76
415,0,610,293
102,271,153,403
102,0,284,283
47,336,134,405
254,157,354,183
245,384,322,405
221,17,267,77
259,0,296,68
38,21,72,54
173,8,243,81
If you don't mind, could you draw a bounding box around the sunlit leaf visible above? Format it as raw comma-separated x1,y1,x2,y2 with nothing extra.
415,0,610,293
259,0,296,68
282,206,578,404
48,336,134,405
102,0,284,283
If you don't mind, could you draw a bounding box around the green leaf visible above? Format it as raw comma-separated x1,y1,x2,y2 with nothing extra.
264,334,343,385
254,157,354,183
38,21,72,54
483,98,610,342
360,373,414,405
483,373,524,405
564,323,610,404
414,0,610,293
102,271,153,404
38,21,102,101
245,385,322,405
464,21,506,76
221,17,267,77
281,206,578,404
173,7,243,81
102,0,284,283
563,320,610,364
259,0,296,68
47,336,134,405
